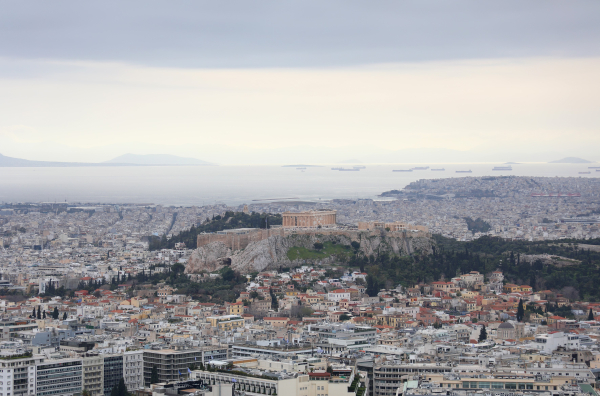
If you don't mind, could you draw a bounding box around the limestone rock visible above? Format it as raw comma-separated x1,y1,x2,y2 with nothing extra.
185,231,433,275
185,241,232,274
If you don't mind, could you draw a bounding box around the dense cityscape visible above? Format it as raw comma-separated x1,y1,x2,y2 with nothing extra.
0,176,597,396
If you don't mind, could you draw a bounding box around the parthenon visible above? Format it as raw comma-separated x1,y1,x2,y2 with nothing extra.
282,209,337,228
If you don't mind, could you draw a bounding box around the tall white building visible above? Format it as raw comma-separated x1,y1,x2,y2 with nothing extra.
0,350,43,396
123,350,144,392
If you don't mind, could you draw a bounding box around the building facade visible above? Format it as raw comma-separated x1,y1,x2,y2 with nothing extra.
0,352,42,396
123,350,144,392
102,354,123,396
143,349,204,386
282,210,337,228
82,355,104,396
36,358,83,396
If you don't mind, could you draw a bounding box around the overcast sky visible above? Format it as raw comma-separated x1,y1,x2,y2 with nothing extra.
1,1,599,164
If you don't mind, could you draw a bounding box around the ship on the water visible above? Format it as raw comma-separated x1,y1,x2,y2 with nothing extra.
589,166,600,169
493,166,513,171
393,169,413,172
579,171,591,174
456,170,472,173
431,168,445,171
411,166,429,170
332,166,362,171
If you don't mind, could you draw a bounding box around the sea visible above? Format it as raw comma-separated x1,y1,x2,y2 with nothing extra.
0,163,597,206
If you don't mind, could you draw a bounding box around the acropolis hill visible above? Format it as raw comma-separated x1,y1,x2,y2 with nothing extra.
187,217,432,274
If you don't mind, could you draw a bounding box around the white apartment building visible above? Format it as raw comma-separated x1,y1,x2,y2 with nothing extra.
529,332,580,353
0,351,43,396
123,350,144,391
327,290,351,302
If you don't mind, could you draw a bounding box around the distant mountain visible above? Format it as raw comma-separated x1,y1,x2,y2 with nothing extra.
0,152,215,167
103,153,215,166
549,157,594,164
0,153,136,167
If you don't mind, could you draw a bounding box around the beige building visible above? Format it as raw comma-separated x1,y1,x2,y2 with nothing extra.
191,366,357,396
282,210,337,228
207,315,245,331
82,355,104,396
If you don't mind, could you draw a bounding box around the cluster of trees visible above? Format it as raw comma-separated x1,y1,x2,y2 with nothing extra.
149,211,283,250
347,235,600,302
464,217,492,234
40,282,69,298
29,306,67,321
133,264,247,304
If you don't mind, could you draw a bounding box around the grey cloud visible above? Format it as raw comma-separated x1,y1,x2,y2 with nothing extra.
1,1,599,68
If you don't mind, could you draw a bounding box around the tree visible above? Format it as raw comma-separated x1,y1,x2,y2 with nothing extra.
172,263,185,276
82,390,92,396
31,308,35,318
478,325,487,342
36,307,41,320
366,274,379,297
117,377,128,396
42,310,46,319
588,308,594,321
62,312,67,320
270,289,279,310
517,299,524,322
52,307,59,319
339,314,351,321
313,242,324,251
221,267,236,282
151,365,159,384
326,366,333,374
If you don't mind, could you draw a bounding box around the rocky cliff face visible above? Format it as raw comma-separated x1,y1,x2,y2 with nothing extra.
185,231,433,274
185,241,232,274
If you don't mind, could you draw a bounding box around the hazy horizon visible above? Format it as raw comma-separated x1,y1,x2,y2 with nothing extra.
1,1,599,164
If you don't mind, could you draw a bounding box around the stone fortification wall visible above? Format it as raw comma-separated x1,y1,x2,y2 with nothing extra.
197,227,430,251
197,228,286,250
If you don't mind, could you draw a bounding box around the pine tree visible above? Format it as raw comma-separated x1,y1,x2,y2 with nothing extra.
62,312,67,320
270,289,279,310
478,325,487,342
52,307,59,319
588,308,594,321
366,274,380,297
42,310,46,319
517,299,524,322
36,307,41,319
151,365,159,384
117,377,127,396
31,308,35,318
